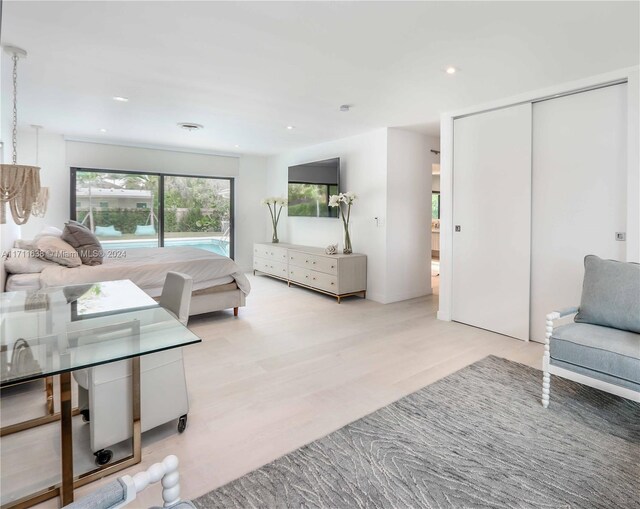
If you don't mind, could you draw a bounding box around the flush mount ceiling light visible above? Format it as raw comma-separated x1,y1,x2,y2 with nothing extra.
234,144,240,148
113,96,129,102
286,125,295,130
0,45,46,225
99,128,108,133
445,66,458,75
178,122,204,131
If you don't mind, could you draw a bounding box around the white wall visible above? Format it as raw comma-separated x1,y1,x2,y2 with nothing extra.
266,128,437,304
266,129,390,302
386,128,435,301
236,155,269,271
14,130,67,240
432,174,440,192
7,135,267,272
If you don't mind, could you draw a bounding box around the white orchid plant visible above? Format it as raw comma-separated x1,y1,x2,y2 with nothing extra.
328,191,357,254
262,197,287,243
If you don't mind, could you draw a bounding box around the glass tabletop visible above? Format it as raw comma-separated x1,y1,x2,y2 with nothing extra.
0,280,201,387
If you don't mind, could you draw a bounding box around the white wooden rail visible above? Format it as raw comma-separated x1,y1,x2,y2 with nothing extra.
118,455,182,508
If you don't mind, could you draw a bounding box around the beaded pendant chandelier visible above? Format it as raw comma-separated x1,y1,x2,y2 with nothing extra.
0,46,47,224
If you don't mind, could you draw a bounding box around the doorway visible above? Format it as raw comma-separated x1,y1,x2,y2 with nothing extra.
431,159,441,296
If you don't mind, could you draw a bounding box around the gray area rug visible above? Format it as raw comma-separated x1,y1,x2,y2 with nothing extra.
194,356,640,508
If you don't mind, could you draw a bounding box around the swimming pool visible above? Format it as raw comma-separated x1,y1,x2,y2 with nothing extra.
101,238,230,257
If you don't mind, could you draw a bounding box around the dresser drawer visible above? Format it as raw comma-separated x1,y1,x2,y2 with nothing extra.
288,266,311,285
254,244,288,262
288,252,338,275
309,270,338,294
254,258,288,278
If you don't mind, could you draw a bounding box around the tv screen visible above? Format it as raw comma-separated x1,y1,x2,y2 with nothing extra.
288,158,340,218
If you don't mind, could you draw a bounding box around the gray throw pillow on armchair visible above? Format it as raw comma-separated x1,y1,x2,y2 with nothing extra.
575,255,640,333
61,220,104,265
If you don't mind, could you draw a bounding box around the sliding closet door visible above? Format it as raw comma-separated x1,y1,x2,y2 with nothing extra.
452,104,532,340
530,84,627,342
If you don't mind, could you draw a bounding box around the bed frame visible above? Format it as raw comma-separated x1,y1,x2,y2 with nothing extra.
189,288,246,317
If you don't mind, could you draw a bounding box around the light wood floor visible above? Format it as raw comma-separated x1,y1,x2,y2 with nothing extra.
5,273,543,508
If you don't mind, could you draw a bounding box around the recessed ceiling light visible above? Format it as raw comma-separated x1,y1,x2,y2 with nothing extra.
234,144,240,148
113,96,129,102
286,125,295,130
445,66,457,75
177,122,204,131
99,128,108,133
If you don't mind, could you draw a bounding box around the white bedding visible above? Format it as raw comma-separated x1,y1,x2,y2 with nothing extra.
5,273,42,292
8,247,250,298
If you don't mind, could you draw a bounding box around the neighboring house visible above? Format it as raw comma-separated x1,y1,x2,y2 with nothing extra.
76,187,153,210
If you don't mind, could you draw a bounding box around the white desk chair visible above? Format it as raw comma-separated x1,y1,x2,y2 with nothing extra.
74,272,193,466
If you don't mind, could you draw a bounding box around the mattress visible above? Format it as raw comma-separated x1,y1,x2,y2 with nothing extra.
6,247,250,298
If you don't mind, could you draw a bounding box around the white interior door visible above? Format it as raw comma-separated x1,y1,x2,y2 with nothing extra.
452,104,532,340
530,84,627,342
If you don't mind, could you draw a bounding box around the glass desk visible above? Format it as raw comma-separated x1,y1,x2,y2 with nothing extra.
0,280,201,508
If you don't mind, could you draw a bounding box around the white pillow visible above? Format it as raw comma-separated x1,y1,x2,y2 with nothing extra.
33,226,63,242
14,239,36,250
4,248,57,274
34,236,81,268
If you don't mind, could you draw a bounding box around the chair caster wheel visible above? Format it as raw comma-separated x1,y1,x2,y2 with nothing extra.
178,414,188,433
94,449,113,466
80,409,90,422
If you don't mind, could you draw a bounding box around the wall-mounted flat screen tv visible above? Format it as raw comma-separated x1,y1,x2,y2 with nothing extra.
288,158,340,218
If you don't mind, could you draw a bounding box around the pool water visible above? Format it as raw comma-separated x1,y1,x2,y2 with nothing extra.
102,238,230,257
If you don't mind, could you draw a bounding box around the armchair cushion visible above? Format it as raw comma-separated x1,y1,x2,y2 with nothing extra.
550,322,640,386
575,255,640,333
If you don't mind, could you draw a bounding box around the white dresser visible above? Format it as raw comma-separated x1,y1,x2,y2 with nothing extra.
253,242,367,303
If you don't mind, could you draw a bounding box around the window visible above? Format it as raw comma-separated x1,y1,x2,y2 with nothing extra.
432,192,440,220
71,169,234,258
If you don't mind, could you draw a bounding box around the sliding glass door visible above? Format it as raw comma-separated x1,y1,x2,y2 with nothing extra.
71,169,233,258
164,176,231,256
73,170,160,248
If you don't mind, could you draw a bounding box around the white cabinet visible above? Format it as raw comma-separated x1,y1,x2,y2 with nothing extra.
254,243,367,303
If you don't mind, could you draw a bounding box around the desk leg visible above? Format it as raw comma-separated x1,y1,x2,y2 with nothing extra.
132,356,142,463
59,372,74,506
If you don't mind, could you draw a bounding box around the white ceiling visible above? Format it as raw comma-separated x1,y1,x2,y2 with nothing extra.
1,1,638,156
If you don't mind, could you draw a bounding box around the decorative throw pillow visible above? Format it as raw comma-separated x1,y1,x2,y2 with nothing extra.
61,220,103,266
14,239,36,250
33,226,63,241
575,255,640,333
4,248,58,274
34,236,82,268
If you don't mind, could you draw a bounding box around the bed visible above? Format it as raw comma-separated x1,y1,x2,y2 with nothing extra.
4,247,250,317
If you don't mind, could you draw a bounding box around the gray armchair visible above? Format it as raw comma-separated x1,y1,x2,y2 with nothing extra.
542,255,640,407
64,455,195,509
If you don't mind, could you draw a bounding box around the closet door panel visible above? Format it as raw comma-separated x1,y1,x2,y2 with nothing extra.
530,84,627,342
452,104,532,340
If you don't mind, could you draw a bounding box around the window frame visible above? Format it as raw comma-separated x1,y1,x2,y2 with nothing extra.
70,167,235,260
